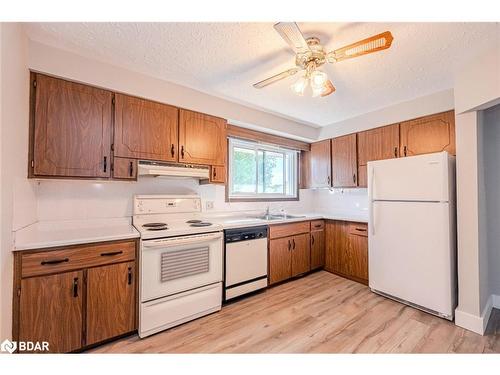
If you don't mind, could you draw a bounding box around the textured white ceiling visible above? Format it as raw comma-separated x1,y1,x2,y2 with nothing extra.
25,22,499,127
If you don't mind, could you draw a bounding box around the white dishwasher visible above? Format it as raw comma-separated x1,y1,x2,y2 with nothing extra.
224,226,268,301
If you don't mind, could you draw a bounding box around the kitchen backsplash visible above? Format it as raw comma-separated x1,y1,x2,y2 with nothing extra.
31,178,368,222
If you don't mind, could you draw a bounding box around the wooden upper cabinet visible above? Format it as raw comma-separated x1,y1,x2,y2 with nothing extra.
310,139,331,188
114,93,179,162
31,73,112,178
179,109,227,166
86,261,136,346
357,124,400,187
331,134,358,188
400,110,455,157
19,271,83,353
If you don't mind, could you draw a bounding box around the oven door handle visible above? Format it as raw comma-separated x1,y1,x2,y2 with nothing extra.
142,232,223,248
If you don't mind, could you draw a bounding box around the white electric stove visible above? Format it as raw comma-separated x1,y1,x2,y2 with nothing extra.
133,195,223,338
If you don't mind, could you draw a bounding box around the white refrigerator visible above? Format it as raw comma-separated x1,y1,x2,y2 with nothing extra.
368,151,457,320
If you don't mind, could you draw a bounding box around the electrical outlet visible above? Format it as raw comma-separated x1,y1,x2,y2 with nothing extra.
206,201,214,210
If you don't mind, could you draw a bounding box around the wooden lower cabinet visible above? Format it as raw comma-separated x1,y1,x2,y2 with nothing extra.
325,220,368,285
291,233,311,277
310,228,325,270
14,239,138,353
269,237,292,284
19,271,83,353
86,261,136,346
269,222,312,285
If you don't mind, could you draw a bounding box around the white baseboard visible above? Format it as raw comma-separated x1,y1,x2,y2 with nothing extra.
455,295,494,335
493,294,500,309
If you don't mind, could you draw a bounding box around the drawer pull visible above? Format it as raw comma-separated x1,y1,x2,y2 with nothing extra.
355,228,367,232
73,277,79,298
128,267,133,285
100,250,123,257
314,224,322,228
41,258,69,266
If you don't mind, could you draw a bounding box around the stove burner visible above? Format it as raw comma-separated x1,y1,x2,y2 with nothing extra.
143,222,168,228
186,219,202,224
190,222,212,227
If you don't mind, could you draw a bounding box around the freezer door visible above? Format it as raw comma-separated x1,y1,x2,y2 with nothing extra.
368,152,451,202
368,201,456,317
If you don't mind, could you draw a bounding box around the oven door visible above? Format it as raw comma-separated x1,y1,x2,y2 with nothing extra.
140,232,223,302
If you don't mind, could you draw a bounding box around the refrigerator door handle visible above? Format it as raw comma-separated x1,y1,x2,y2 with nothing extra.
369,166,375,236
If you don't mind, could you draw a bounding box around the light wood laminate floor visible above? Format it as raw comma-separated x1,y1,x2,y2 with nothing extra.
90,271,500,353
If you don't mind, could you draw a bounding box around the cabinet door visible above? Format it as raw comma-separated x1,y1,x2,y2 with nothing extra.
400,111,455,157
86,261,136,346
331,134,358,187
299,150,311,189
357,124,399,187
325,221,349,275
32,74,112,178
310,230,325,270
269,237,292,284
291,233,311,277
19,271,83,353
347,234,369,283
112,157,137,180
210,165,226,184
179,109,227,165
310,139,331,188
114,93,179,162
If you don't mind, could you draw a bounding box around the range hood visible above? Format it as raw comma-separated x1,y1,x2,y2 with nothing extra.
137,160,210,179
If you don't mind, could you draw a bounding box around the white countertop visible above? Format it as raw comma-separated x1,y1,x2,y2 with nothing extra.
207,211,368,229
12,211,367,251
14,218,140,251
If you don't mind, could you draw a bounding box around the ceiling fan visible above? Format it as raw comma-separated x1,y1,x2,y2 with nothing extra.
253,23,394,97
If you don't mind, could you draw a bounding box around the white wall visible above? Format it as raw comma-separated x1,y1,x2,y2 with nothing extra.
27,40,318,142
454,35,500,334
481,104,500,300
34,178,315,222
318,89,454,140
0,23,38,341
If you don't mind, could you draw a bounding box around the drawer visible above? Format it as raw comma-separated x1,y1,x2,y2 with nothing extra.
348,222,368,237
21,240,136,278
310,220,324,231
269,221,310,239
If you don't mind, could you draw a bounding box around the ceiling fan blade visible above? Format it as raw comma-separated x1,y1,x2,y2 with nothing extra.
253,68,301,89
328,31,394,62
321,80,336,97
273,22,311,54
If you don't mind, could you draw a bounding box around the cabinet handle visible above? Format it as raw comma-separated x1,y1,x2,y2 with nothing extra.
129,161,134,177
327,176,331,185
128,267,133,285
171,144,175,157
41,258,69,265
353,173,357,184
73,278,79,298
394,147,398,158
100,250,123,257
181,146,185,159
311,235,315,245
404,146,407,157
292,239,296,249
103,156,107,173
314,224,322,228
355,228,367,232
213,168,217,179
288,240,291,251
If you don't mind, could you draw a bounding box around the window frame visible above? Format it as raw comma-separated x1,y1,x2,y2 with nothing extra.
226,137,299,202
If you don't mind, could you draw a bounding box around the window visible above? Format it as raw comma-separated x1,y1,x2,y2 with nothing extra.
228,138,298,201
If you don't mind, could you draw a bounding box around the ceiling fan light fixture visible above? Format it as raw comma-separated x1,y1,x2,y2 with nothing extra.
291,75,308,96
310,70,328,89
